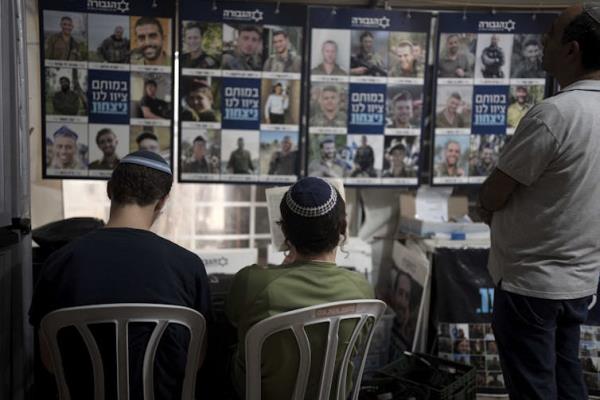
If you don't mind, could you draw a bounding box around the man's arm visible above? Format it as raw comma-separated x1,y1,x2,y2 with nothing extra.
477,168,519,224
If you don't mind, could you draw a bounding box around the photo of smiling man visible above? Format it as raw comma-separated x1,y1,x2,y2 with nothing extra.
130,16,172,66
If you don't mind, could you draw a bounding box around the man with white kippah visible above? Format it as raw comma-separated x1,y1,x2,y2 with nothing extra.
479,3,600,398
30,150,211,399
226,177,374,400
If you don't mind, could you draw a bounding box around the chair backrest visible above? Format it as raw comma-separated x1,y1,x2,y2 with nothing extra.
245,299,386,400
40,303,206,400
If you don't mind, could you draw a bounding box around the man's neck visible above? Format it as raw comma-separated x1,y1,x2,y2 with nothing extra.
323,62,335,73
323,110,337,120
190,49,202,58
105,204,156,231
559,70,600,88
443,109,456,123
278,50,289,59
102,154,118,163
296,249,337,263
61,33,71,41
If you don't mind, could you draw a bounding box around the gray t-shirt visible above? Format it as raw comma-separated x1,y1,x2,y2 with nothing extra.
488,80,600,300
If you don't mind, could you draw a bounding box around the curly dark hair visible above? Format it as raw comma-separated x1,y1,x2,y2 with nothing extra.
108,163,172,207
279,189,347,256
562,10,600,70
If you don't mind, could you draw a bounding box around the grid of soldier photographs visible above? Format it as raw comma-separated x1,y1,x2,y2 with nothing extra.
432,13,555,185
438,322,505,390
307,8,431,186
179,2,305,184
40,1,175,179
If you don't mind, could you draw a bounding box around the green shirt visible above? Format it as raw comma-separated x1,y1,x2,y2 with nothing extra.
225,261,374,400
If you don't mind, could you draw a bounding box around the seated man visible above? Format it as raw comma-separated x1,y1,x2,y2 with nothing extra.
29,151,211,399
226,177,374,400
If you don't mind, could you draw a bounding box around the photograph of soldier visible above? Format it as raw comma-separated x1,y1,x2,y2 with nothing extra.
180,76,220,122
130,126,171,163
86,14,129,64
44,11,86,61
180,21,221,69
382,137,417,178
468,134,507,177
386,86,423,129
263,27,302,73
259,131,298,176
308,134,348,178
130,17,171,66
350,31,388,77
88,125,128,171
45,137,54,167
222,133,259,174
310,29,350,76
180,129,220,174
437,33,476,78
510,35,544,79
45,68,87,116
387,267,423,354
222,25,263,71
434,135,469,177
309,83,348,128
348,134,383,178
507,85,532,128
46,124,87,171
130,73,171,119
475,33,513,80
435,85,472,129
388,32,427,78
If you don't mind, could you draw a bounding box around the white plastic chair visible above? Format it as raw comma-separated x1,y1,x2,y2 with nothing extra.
40,303,206,400
244,299,387,400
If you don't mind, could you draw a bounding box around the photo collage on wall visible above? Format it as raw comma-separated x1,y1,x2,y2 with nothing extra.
40,0,175,179
432,12,555,185
179,2,305,184
307,8,431,186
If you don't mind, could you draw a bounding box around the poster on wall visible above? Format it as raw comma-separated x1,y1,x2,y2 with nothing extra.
178,2,306,184
40,0,175,179
432,12,555,185
306,7,431,187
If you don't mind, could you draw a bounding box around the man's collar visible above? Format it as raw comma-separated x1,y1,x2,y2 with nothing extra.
558,79,600,94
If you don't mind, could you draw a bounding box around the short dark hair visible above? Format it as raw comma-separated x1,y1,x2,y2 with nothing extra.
144,79,157,88
393,91,412,103
321,85,338,94
184,22,203,35
59,77,70,83
238,25,262,36
320,138,334,148
193,135,206,144
60,16,72,23
135,17,163,37
449,92,462,101
562,9,600,70
109,163,172,207
136,132,158,144
273,30,288,38
96,128,115,144
360,31,374,42
523,39,540,48
279,189,347,255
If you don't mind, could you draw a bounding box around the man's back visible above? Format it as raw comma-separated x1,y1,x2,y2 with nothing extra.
490,80,600,299
30,227,210,399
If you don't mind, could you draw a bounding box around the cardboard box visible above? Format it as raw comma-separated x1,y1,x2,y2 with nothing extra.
398,192,489,237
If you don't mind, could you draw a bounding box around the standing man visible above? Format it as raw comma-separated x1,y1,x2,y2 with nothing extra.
481,35,505,78
507,86,532,128
388,92,416,129
45,16,82,61
309,86,347,128
308,137,347,178
222,25,263,71
268,135,297,175
435,140,464,177
311,40,347,76
263,30,302,73
131,17,171,66
478,5,600,399
52,77,81,116
89,128,120,170
438,34,472,78
97,26,130,64
350,31,387,76
351,135,376,177
227,137,254,174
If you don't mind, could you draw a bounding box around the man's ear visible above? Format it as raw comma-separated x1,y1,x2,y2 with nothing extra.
155,194,169,212
106,180,113,200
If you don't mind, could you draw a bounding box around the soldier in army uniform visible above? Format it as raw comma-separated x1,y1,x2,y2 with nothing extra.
308,137,347,178
435,140,465,177
389,41,422,77
268,135,297,175
89,128,120,170
350,31,387,77
311,40,347,76
52,77,82,116
181,22,219,69
131,17,171,66
481,35,505,78
222,25,263,71
97,26,130,64
351,135,376,177
226,137,255,174
263,30,301,73
50,126,86,170
182,135,219,174
45,16,83,61
310,86,347,128
388,91,416,129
